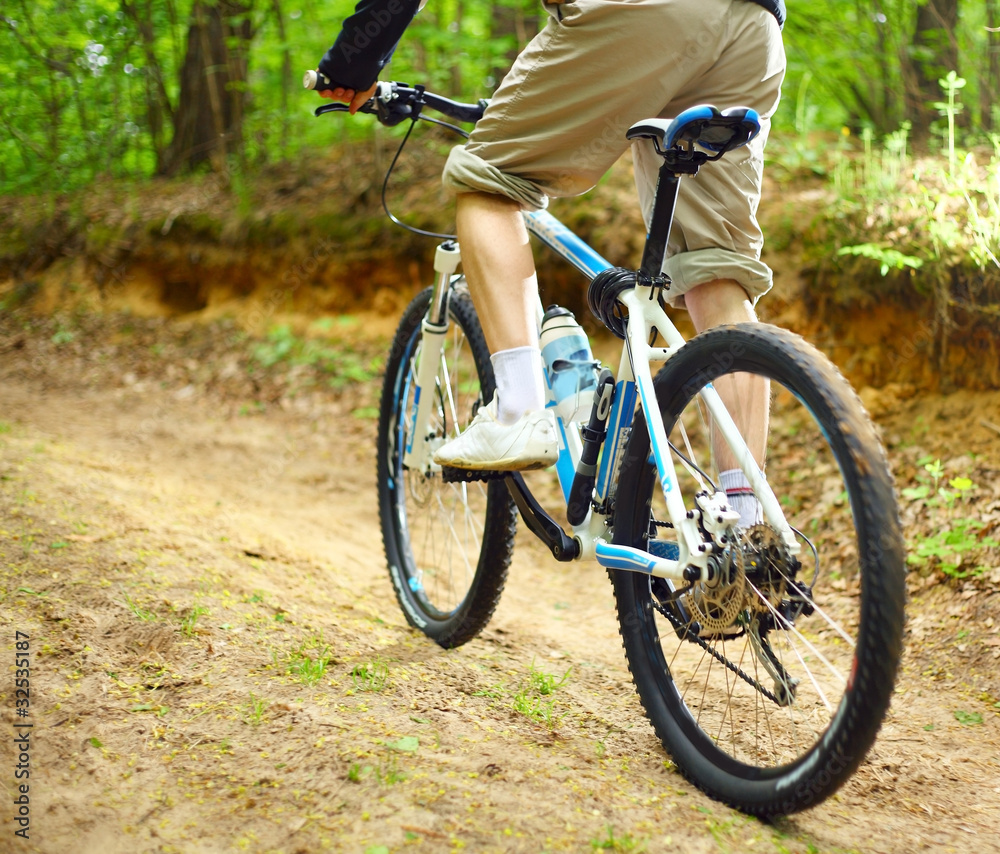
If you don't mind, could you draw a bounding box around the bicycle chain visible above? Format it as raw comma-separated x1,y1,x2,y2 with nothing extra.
650,593,781,706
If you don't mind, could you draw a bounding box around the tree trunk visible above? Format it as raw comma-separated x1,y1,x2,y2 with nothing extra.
905,0,960,136
122,0,175,174
159,0,254,176
271,0,292,156
450,0,464,98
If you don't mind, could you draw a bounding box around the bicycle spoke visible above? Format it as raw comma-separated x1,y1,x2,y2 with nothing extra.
745,578,848,692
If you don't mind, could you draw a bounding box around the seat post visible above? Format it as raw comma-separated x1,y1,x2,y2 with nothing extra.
638,162,681,281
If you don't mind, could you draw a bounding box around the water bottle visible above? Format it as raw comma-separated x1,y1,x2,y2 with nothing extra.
539,305,599,423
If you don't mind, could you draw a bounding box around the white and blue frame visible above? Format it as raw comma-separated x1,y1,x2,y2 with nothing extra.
406,208,799,585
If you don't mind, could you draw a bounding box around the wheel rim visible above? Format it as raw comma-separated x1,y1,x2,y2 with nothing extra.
635,365,867,774
389,320,491,618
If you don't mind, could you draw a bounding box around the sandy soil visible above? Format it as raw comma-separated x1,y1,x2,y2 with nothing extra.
1,310,1000,854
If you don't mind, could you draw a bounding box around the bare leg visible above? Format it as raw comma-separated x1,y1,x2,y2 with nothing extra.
684,279,769,470
455,191,538,352
430,192,558,470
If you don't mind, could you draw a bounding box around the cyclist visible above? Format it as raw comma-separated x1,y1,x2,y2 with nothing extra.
317,0,786,528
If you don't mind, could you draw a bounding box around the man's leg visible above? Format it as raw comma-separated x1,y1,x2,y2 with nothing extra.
454,191,549,427
430,191,557,471
455,192,537,353
684,278,769,527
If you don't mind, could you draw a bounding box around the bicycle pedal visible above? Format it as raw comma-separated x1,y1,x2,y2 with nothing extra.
440,466,508,483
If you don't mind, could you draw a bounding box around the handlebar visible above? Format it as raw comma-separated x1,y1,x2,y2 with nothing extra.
303,73,488,126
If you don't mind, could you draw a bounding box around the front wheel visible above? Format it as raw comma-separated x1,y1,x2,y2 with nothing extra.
612,323,905,816
377,284,517,648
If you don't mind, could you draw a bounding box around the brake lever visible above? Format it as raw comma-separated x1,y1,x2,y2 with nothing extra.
314,102,348,116
313,100,378,117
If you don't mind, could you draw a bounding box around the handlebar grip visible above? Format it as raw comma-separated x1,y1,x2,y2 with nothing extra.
303,70,331,91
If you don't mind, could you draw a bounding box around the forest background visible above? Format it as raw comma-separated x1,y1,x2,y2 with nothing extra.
1,0,999,382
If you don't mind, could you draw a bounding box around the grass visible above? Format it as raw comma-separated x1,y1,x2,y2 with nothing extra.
807,74,1000,354
181,605,208,636
351,656,390,692
590,826,647,852
251,323,383,389
241,693,268,726
511,660,571,729
283,633,334,686
122,592,156,622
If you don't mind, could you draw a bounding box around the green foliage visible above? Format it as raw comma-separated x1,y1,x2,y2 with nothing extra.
241,692,269,726
4,0,999,195
181,604,208,636
122,591,156,622
907,519,997,579
351,656,390,692
933,71,967,177
817,74,1000,318
252,324,383,388
782,2,998,135
837,244,924,277
953,709,983,726
0,0,164,191
511,660,570,728
385,735,419,752
283,632,334,686
0,0,543,193
590,826,647,852
901,458,979,507
903,457,998,581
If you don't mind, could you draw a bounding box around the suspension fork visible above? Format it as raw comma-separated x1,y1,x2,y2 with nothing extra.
402,241,462,472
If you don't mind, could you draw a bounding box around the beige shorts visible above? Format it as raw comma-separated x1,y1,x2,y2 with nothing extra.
441,0,786,306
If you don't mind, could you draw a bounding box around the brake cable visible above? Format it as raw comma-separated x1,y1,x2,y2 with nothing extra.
379,113,470,241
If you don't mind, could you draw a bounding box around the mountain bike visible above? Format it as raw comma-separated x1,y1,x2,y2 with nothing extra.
308,76,906,817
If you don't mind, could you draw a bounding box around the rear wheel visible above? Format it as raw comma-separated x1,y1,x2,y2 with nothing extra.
612,323,905,816
377,284,517,648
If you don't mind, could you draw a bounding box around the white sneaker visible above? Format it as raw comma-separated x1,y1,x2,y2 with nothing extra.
433,399,558,471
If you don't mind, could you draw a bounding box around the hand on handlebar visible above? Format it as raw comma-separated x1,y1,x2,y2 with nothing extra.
307,74,487,126
317,82,378,115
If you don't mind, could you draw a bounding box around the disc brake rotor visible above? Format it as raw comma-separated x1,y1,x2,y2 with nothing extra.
682,546,746,634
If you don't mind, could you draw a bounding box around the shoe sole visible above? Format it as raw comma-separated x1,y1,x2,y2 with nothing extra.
435,455,555,472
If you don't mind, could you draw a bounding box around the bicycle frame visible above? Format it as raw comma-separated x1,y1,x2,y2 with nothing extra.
404,208,800,586
525,210,800,575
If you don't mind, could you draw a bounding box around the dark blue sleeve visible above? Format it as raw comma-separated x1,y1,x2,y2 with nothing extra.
318,0,422,91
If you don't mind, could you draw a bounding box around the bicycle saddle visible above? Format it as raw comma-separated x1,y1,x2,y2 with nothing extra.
626,104,761,154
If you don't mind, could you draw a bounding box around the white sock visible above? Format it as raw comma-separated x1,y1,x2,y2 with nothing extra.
720,468,763,529
490,346,546,425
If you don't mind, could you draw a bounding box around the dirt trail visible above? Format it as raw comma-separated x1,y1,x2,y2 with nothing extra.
1,313,1000,854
